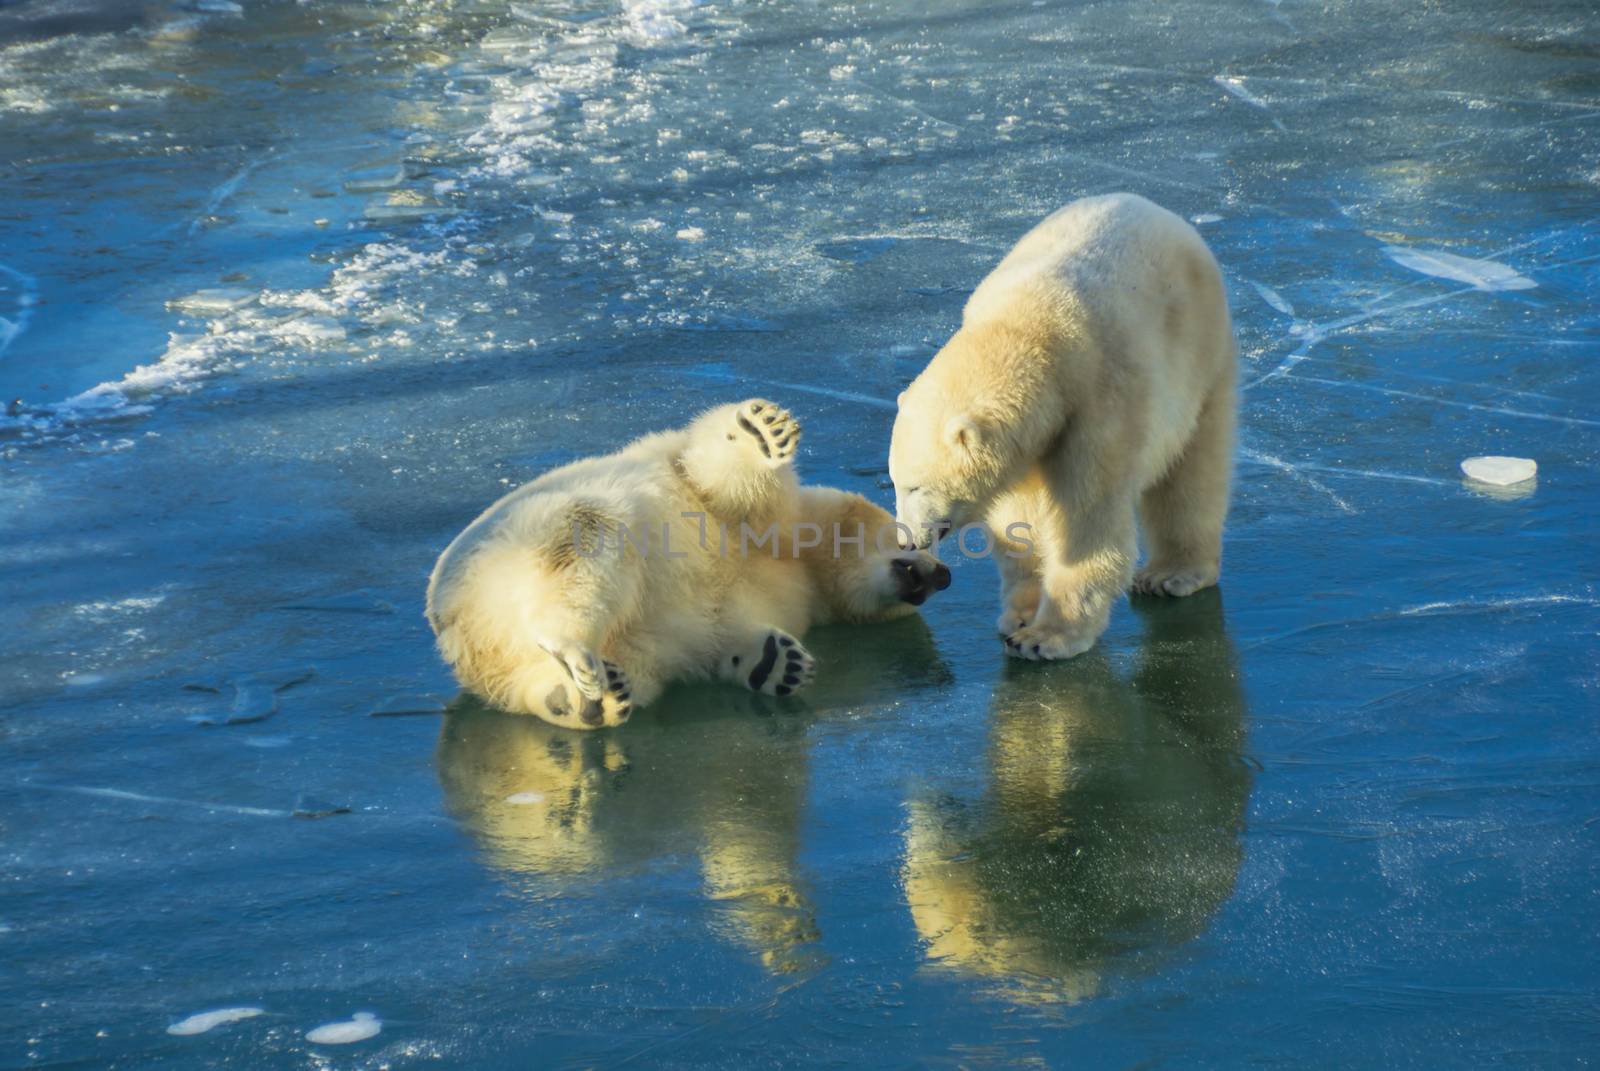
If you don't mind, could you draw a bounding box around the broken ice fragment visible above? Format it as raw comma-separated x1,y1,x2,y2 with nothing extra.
292,795,351,819
369,694,447,717
1461,455,1537,486
168,289,257,315
167,1007,264,1036
277,315,345,343
1382,246,1536,291
364,192,450,222
343,166,407,193
187,669,314,726
306,1012,381,1045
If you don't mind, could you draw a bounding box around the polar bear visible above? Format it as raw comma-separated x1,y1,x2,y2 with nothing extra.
889,193,1237,660
427,399,951,729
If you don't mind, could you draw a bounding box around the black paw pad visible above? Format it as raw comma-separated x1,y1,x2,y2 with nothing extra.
775,685,792,696
747,634,781,690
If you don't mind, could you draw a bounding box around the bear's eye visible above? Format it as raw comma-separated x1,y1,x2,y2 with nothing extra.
903,485,921,494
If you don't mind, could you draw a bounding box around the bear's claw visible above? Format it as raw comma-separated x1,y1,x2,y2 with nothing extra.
1002,623,1097,662
736,399,800,466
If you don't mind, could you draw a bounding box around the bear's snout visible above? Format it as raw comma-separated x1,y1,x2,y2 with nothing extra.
891,557,951,605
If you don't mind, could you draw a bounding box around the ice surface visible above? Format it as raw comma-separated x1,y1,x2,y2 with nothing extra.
166,1007,264,1036
305,1012,381,1045
3,0,1598,1067
1460,455,1537,486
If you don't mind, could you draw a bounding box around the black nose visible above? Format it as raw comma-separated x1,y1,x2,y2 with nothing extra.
932,562,951,591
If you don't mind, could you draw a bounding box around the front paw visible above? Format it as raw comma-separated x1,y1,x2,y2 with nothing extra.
735,400,800,466
996,581,1041,635
725,628,816,696
1002,623,1098,661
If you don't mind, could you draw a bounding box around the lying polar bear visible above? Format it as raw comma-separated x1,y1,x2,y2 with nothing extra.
890,193,1237,660
427,399,951,729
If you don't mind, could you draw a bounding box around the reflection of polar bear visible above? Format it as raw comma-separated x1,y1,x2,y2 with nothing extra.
427,400,950,729
889,193,1237,661
437,616,949,974
901,591,1250,1002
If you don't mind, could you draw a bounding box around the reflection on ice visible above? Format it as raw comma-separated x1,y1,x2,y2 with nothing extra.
902,592,1250,1001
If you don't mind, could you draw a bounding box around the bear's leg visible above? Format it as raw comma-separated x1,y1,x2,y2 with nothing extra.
1134,384,1234,597
995,533,1042,635
1003,494,1135,661
717,626,817,696
680,399,803,521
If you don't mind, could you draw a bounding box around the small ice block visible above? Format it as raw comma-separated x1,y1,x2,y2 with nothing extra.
1461,456,1537,486
167,1007,264,1036
343,166,407,193
306,1012,381,1044
168,288,257,315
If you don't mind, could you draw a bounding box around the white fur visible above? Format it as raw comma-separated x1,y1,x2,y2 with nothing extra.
889,193,1237,660
428,400,948,728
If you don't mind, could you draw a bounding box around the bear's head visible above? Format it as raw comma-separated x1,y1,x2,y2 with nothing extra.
888,381,1004,550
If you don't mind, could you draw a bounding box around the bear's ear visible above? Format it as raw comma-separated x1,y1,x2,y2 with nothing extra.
896,389,908,407
944,413,981,451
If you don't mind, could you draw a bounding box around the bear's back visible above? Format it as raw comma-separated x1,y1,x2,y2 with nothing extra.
964,193,1207,331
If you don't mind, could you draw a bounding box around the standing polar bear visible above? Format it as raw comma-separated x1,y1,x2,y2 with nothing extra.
890,193,1237,660
427,400,951,729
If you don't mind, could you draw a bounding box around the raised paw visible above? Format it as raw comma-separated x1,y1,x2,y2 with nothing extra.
723,628,817,696
1132,563,1218,598
735,400,800,466
1002,623,1097,662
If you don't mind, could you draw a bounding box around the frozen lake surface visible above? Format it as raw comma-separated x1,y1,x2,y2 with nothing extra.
3,0,1598,1065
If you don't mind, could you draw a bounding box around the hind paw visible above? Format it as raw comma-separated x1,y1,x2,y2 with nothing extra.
541,658,633,729
735,400,800,466
722,628,816,696
538,639,606,701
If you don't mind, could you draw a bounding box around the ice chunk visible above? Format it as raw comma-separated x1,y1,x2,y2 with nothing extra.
292,795,351,819
364,193,450,222
1250,281,1295,317
343,166,408,193
306,1012,381,1045
1383,246,1536,291
186,669,314,726
167,1007,264,1036
1460,455,1537,486
676,227,706,241
167,289,257,315
369,694,448,717
276,315,346,343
